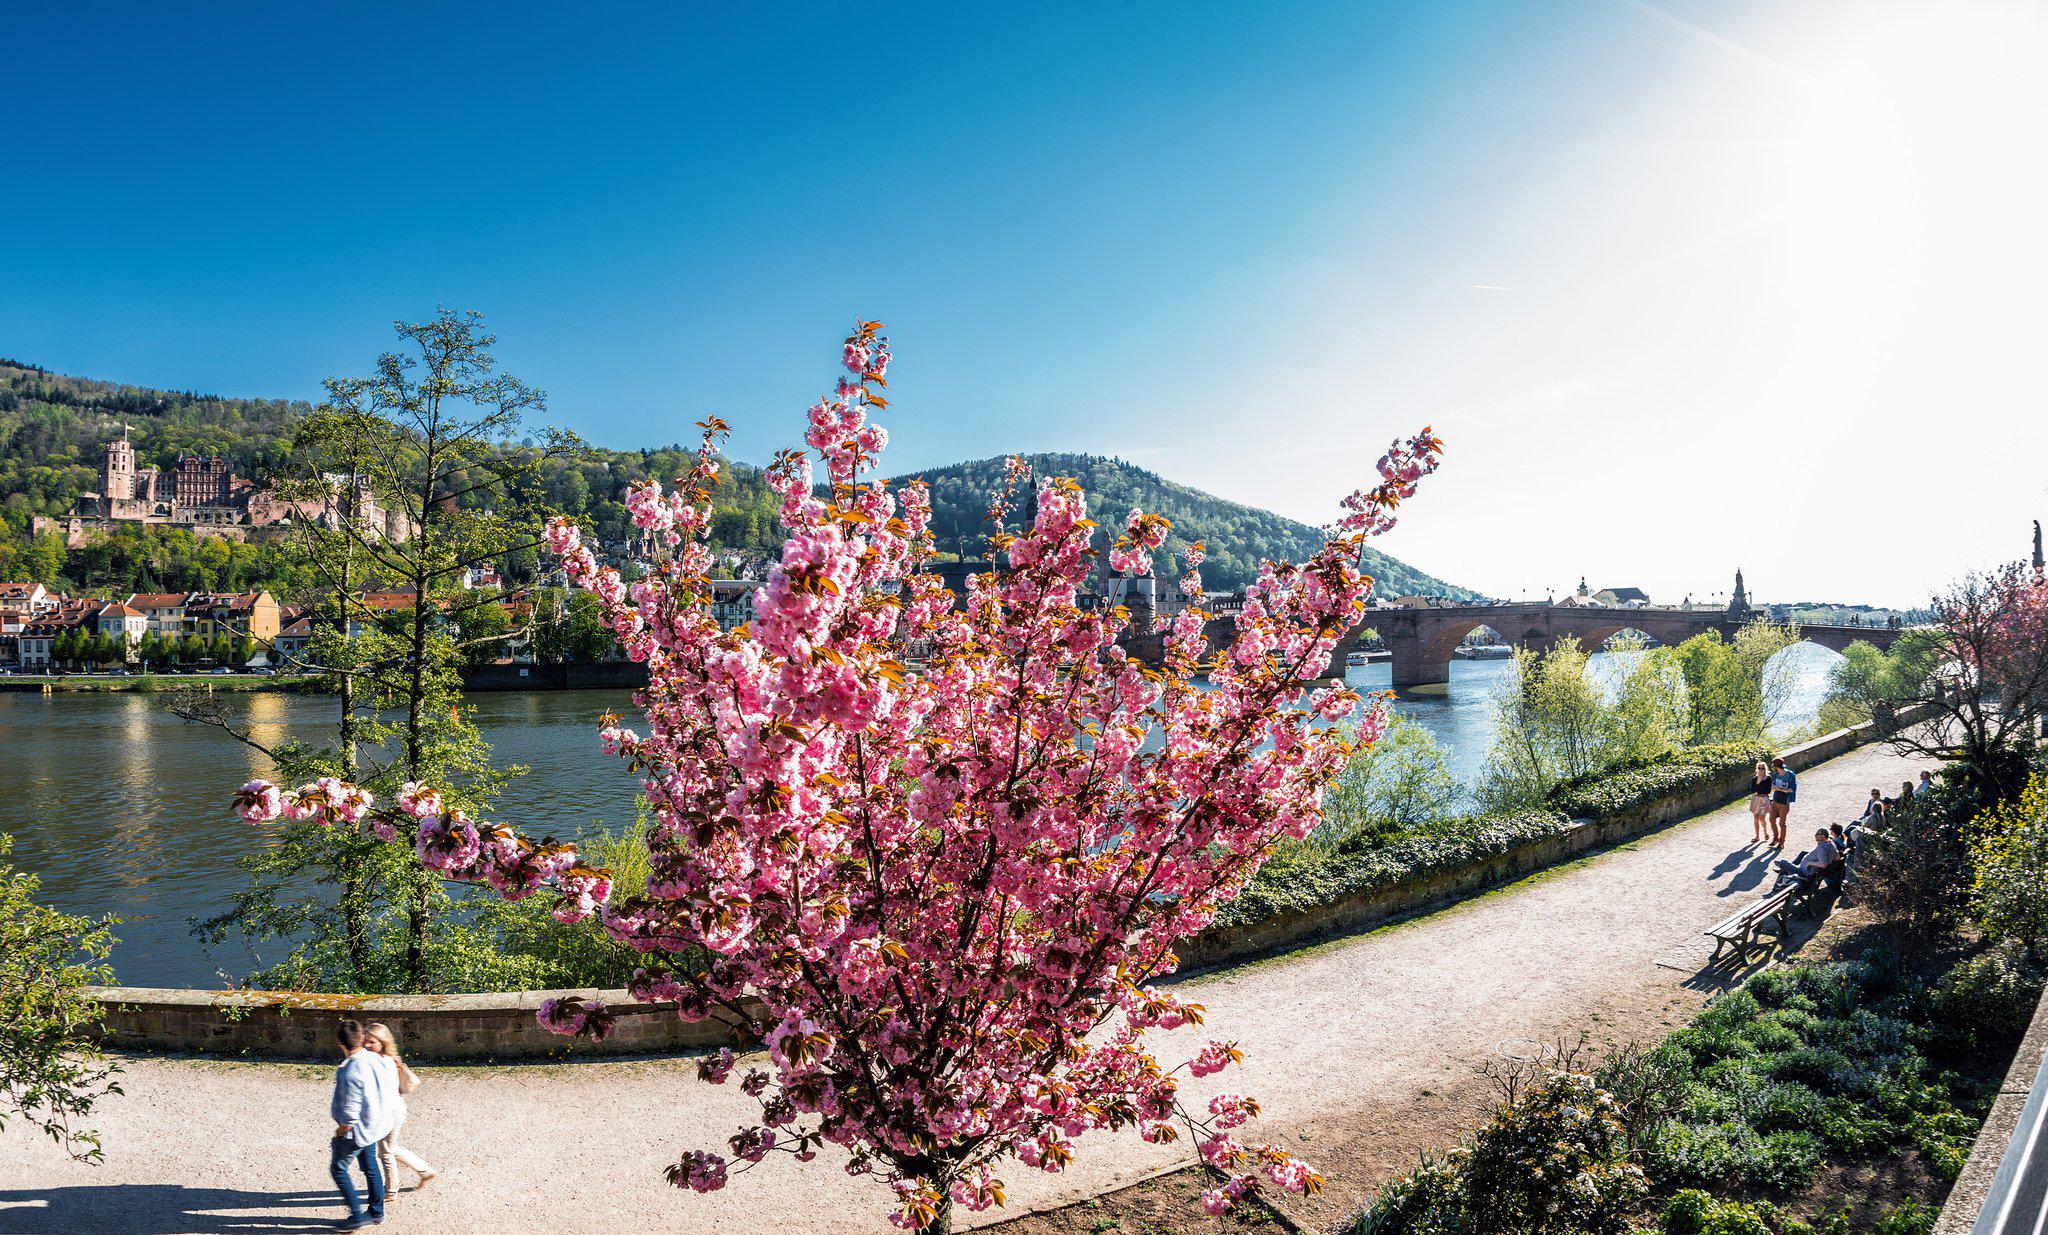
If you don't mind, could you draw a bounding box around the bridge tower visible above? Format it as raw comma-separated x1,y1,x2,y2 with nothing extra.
1728,568,1751,622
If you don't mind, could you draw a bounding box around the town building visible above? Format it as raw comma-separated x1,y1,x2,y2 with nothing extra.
0,582,58,614
119,590,281,643
1594,586,1651,608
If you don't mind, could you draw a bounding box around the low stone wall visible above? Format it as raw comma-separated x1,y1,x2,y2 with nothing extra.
87,706,1932,1060
1934,982,2048,1233
1178,704,1935,970
459,660,650,691
84,986,755,1061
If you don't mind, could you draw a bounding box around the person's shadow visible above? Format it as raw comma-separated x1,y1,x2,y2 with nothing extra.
0,1186,334,1234
1710,845,1774,896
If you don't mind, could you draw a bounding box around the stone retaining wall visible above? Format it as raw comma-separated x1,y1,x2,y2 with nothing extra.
1934,981,2048,1233
83,986,756,1061
86,707,1931,1061
1178,704,1935,970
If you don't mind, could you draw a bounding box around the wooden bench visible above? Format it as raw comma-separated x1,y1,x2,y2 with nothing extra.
1705,883,1801,962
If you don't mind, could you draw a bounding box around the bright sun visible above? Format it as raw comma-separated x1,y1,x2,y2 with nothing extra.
1782,5,2048,412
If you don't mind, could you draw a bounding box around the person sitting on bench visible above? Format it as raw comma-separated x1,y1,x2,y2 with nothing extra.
1776,830,1843,894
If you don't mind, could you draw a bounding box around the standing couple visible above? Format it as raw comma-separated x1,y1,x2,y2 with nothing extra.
329,1018,439,1230
1748,756,1797,847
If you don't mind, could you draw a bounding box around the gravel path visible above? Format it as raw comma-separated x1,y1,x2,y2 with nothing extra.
0,742,1924,1235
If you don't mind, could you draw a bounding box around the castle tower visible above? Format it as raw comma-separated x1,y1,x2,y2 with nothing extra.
101,424,136,503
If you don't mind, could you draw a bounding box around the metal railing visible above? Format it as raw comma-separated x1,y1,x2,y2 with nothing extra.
1971,1048,2048,1234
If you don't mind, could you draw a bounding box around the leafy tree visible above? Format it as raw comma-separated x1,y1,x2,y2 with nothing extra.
457,601,512,668
1859,768,1983,949
232,635,258,667
1479,639,1611,809
531,588,613,663
186,310,565,993
1829,564,2048,801
0,835,122,1162
1972,770,2048,958
1606,633,1685,765
1320,714,1462,843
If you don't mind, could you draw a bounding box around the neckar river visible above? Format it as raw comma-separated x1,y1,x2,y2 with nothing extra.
0,646,1842,987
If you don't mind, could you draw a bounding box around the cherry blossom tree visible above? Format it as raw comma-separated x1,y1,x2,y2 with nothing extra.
235,324,1443,1232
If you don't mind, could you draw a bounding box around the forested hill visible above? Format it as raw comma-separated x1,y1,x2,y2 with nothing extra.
0,360,791,592
0,362,1476,600
0,359,307,521
893,452,1479,598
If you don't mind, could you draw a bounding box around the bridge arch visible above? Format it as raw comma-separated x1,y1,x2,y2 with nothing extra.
1420,619,1509,667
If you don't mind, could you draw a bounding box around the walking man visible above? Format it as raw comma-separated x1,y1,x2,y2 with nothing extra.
330,1018,395,1230
1768,757,1797,847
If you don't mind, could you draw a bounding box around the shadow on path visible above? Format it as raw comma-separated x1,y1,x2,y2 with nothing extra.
1716,849,1776,897
1678,887,1844,995
0,1187,333,1235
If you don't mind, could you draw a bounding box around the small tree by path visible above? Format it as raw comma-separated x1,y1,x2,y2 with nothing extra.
0,835,122,1162
234,324,1444,1232
1830,563,2048,801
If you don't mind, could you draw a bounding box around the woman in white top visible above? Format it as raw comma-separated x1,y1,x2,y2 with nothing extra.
365,1022,438,1193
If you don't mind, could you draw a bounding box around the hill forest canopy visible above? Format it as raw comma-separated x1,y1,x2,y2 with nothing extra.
0,359,1473,599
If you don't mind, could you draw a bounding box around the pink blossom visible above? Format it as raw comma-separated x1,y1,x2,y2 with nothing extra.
232,781,283,823
217,323,1424,1230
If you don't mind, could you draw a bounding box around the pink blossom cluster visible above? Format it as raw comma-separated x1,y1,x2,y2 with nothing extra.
232,780,592,913
224,324,1444,1229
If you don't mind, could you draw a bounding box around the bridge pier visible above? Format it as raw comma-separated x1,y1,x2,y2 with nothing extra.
1385,631,1451,695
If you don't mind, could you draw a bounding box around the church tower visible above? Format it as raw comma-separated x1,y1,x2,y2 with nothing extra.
101,424,136,503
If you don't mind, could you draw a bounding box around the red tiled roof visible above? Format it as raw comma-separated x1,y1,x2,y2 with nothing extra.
97,603,145,619
357,591,421,611
126,592,192,609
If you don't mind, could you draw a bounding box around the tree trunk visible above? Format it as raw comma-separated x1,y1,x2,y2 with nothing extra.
920,1196,953,1235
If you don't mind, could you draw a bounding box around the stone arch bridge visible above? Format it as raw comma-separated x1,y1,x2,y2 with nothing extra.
1185,601,1907,694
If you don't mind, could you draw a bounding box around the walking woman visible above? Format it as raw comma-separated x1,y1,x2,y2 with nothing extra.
1748,761,1773,843
365,1022,438,1194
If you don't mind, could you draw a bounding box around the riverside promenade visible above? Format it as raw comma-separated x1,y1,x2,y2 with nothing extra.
0,742,1924,1235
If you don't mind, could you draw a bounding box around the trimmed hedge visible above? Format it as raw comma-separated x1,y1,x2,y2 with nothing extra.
1546,742,1769,822
1213,809,1574,932
1215,742,1766,937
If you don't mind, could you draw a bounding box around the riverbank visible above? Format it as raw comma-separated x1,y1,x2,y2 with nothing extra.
0,662,648,693
0,672,308,693
1,739,1933,1234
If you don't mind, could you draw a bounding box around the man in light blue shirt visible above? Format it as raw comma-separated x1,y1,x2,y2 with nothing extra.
329,1019,395,1229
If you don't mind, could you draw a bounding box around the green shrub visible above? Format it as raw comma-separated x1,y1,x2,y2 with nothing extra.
1659,1189,1772,1235
1548,742,1768,821
1971,772,2048,955
1213,809,1573,932
1925,948,2046,1051
1353,1073,1646,1234
1872,1201,1937,1235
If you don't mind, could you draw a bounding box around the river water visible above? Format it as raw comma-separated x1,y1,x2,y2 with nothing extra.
0,646,1842,987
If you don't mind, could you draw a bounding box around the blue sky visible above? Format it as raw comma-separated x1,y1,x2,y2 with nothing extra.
7,2,2045,606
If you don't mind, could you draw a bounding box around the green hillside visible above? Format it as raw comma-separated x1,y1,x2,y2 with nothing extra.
893,452,1479,598
0,362,1477,600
